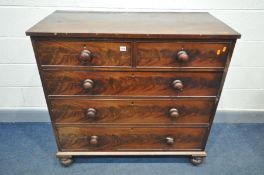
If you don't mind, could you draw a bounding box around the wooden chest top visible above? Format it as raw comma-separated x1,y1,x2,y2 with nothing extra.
26,11,240,39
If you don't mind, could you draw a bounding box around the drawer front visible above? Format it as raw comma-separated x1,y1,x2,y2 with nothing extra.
43,71,222,96
57,126,207,151
51,98,214,124
136,42,229,67
35,40,131,67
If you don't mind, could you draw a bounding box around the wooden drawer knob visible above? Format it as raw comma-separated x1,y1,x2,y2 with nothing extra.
177,50,189,62
166,137,174,145
86,108,96,118
83,79,94,90
79,49,92,63
90,136,98,146
172,80,183,91
169,108,179,118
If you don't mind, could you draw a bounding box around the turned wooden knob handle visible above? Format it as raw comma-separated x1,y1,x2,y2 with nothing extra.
166,137,174,145
86,108,96,118
169,108,179,118
83,79,94,90
172,80,183,91
79,49,92,63
90,136,98,145
177,50,189,62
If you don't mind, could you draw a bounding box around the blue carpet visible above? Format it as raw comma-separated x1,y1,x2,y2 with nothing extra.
0,123,263,175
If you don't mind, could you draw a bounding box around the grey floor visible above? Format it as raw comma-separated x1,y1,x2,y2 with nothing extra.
0,123,263,175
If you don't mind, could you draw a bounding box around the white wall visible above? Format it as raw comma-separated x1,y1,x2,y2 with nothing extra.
0,0,264,112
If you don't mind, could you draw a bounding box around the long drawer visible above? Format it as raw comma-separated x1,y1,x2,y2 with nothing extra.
136,42,229,68
57,126,207,151
50,98,215,124
34,40,132,67
43,71,222,96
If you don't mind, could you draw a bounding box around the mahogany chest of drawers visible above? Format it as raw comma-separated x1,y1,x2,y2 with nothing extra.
26,11,240,166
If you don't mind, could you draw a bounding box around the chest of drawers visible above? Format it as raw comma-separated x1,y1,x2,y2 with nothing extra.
26,11,240,166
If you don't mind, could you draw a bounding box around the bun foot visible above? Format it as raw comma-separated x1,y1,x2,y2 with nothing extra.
190,156,204,166
58,156,73,167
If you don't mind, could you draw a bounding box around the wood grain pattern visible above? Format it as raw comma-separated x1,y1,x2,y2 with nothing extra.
26,11,240,163
50,98,215,124
35,40,131,67
26,11,241,39
136,42,229,67
43,71,222,96
57,126,207,151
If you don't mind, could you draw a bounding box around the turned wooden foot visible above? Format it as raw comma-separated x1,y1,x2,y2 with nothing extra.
190,156,204,166
58,156,73,167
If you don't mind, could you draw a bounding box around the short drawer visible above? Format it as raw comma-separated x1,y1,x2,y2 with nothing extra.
43,71,222,96
34,40,132,67
136,42,229,67
50,98,215,124
57,126,207,151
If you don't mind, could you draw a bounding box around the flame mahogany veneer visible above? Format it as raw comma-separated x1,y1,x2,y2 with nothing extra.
26,11,240,166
